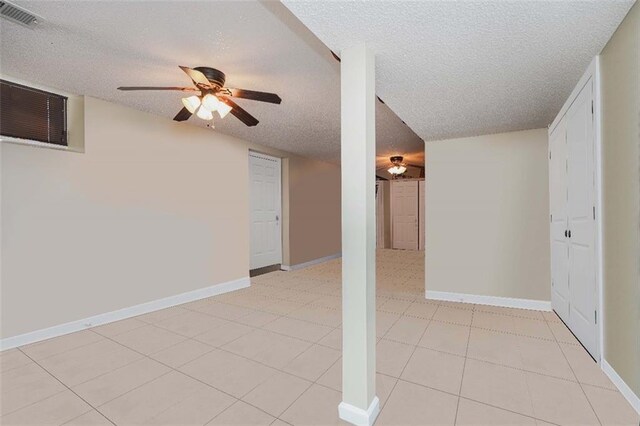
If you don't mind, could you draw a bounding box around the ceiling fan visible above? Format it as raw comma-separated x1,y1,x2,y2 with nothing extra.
386,155,425,178
117,66,281,127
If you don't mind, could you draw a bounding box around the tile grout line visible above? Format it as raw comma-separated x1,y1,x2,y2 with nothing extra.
6,329,185,419
225,280,349,421
15,347,118,426
37,301,571,413
380,320,596,385
391,375,565,426
375,295,426,415
8,258,610,426
453,304,474,425
514,319,539,424
85,330,283,423
542,317,604,425
165,302,343,421
17,332,105,364
0,385,70,419
376,323,618,389
267,345,341,422
142,299,340,351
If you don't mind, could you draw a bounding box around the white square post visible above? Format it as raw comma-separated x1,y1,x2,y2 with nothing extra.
338,43,379,426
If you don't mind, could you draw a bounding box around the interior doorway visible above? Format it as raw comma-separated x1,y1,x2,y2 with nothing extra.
376,178,425,252
249,151,282,271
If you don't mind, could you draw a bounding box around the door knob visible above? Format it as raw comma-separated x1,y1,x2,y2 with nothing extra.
565,230,568,237
568,230,571,238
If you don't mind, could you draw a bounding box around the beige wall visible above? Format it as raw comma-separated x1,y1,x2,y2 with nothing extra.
425,128,550,301
1,96,340,339
287,156,341,266
600,1,640,398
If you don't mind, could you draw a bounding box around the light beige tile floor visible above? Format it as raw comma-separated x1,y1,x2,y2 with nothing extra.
1,249,638,425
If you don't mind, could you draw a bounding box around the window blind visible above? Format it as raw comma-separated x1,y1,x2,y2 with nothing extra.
0,79,67,146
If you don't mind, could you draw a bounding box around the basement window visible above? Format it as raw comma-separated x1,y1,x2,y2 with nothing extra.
0,79,68,147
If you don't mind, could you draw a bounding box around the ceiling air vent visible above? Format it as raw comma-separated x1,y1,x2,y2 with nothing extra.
0,1,41,28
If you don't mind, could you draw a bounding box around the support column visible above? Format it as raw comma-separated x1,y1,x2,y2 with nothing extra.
339,44,379,426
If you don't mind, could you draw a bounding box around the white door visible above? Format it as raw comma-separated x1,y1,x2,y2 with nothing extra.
566,80,598,359
549,78,598,360
549,119,570,323
249,152,282,269
419,180,425,251
391,181,418,250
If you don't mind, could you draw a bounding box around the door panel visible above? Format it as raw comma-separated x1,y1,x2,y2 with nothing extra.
549,119,570,323
249,153,282,269
566,80,597,359
391,181,418,250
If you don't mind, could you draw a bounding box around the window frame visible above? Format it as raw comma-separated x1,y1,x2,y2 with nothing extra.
0,79,69,148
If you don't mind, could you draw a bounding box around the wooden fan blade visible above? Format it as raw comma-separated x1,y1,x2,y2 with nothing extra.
173,107,192,122
226,88,282,104
179,66,211,87
118,86,198,91
220,97,259,127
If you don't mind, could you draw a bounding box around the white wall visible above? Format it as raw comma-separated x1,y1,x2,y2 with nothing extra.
2,97,251,338
425,128,550,302
600,0,640,398
1,95,341,339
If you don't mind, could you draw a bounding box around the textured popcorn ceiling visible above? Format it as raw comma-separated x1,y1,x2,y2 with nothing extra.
283,0,634,142
0,1,423,165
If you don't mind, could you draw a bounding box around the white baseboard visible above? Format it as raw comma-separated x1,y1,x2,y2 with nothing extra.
602,359,640,415
426,290,552,311
0,276,250,351
338,396,380,426
281,252,341,271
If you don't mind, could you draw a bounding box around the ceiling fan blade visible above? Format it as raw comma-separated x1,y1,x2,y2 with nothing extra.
118,86,198,91
179,66,211,87
405,162,425,169
221,97,259,127
226,88,282,104
173,107,192,122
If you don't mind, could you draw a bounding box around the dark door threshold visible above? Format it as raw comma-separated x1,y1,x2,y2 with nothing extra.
250,264,282,277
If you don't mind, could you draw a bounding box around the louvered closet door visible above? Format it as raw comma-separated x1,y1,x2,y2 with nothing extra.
566,80,598,359
549,119,570,323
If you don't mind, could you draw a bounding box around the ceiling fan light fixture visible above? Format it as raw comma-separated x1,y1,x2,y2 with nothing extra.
196,106,214,120
201,94,220,112
217,101,233,119
119,66,280,127
388,165,407,175
388,155,407,175
181,95,201,113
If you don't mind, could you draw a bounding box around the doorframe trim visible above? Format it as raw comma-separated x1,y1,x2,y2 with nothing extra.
548,57,603,363
593,57,604,368
248,150,283,269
